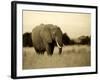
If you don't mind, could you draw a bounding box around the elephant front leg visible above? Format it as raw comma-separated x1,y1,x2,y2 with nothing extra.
59,48,62,55
46,44,53,56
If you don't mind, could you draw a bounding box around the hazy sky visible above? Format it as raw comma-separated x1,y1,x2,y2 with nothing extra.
23,10,91,38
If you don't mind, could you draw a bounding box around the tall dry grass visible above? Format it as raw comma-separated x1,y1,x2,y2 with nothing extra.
23,45,90,69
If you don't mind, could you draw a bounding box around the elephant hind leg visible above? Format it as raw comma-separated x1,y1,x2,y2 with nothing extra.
41,50,45,55
34,48,40,54
40,51,44,55
38,49,45,55
34,47,45,55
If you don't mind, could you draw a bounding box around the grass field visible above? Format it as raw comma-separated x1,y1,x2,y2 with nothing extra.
23,45,91,69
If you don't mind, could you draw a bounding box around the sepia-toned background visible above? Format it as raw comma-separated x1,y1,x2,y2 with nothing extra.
22,10,91,69
23,11,91,38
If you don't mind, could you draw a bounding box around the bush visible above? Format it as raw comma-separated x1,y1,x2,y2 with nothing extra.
62,33,71,45
23,32,33,47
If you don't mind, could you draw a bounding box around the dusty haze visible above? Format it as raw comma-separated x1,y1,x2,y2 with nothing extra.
23,10,91,38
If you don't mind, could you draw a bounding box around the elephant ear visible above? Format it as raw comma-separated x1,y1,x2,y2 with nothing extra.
40,27,52,43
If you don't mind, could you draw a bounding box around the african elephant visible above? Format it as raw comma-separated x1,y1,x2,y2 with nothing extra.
31,24,63,55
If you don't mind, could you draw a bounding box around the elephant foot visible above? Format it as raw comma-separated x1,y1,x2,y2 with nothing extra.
35,48,45,55
59,48,62,55
40,52,44,55
47,52,53,56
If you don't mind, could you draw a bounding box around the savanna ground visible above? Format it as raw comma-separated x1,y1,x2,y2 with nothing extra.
23,45,91,69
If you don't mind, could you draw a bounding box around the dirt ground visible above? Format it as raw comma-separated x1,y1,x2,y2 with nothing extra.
23,45,90,69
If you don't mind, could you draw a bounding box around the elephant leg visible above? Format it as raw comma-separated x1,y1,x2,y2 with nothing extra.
46,43,54,56
50,43,54,55
34,48,40,55
39,48,45,55
45,45,52,56
39,51,43,55
41,50,45,55
34,48,38,53
59,48,62,55
41,51,44,55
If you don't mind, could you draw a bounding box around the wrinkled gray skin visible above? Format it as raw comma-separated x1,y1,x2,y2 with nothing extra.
32,24,63,56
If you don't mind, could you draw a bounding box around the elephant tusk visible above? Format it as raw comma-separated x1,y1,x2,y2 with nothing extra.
56,40,62,48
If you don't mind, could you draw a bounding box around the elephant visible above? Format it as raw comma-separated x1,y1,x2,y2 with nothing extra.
31,24,63,55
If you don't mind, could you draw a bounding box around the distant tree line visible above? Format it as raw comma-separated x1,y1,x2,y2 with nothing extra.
76,36,91,45
23,32,33,47
23,32,90,47
62,33,90,45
